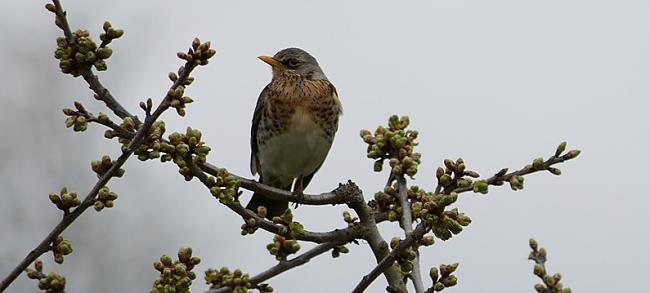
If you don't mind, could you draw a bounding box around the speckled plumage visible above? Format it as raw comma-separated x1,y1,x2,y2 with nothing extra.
247,48,342,218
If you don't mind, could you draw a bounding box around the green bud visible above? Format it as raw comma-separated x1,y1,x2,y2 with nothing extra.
555,141,567,157
473,180,489,194
566,149,581,159
429,267,439,281
400,262,413,272
547,167,561,175
433,282,445,291
94,59,107,71
534,264,545,277
96,47,113,59
441,275,457,287
439,174,452,187
529,238,538,250
532,157,545,170
94,201,104,211
109,29,124,39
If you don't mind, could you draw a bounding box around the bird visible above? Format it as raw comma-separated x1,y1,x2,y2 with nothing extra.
246,48,342,219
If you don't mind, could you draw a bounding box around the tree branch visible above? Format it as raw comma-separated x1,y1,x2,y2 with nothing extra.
352,223,429,293
199,163,351,206
396,176,424,293
186,158,363,244
205,241,342,293
0,1,202,290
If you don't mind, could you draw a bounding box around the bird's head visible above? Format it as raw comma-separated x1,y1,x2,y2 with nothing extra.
258,48,327,80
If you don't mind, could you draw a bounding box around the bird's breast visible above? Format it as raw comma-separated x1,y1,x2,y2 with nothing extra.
258,108,332,185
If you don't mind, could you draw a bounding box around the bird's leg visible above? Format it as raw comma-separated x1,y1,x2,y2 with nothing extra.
292,175,305,208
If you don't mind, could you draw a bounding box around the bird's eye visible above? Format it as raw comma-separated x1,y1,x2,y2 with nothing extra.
286,59,299,67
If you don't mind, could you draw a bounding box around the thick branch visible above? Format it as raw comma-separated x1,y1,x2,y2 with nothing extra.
348,185,407,292
200,163,350,205
352,223,429,293
186,158,363,244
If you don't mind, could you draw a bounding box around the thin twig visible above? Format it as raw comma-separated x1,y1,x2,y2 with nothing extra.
1,1,199,290
453,153,576,194
205,241,342,293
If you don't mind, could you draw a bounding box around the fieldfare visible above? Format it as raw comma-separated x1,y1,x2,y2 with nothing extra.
246,48,342,219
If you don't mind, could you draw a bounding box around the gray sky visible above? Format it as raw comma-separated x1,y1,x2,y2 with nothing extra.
1,1,649,292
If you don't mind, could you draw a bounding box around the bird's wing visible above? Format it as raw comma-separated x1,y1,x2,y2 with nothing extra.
250,85,270,175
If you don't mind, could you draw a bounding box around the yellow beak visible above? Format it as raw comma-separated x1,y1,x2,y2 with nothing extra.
258,55,283,68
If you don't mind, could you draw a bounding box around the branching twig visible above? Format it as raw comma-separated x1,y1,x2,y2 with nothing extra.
453,152,577,194
352,223,429,293
0,1,202,291
200,163,351,206
205,241,342,293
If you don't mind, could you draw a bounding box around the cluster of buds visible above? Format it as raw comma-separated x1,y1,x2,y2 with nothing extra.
331,245,350,258
206,168,241,205
166,84,194,117
266,234,300,261
528,239,572,293
104,116,139,149
265,209,303,260
25,259,66,293
91,155,125,178
368,184,404,219
99,21,124,47
270,209,305,239
94,186,118,211
51,235,74,264
204,268,262,293
132,121,167,161
390,237,418,273
428,263,459,291
240,216,259,236
411,190,471,240
360,115,421,177
62,101,89,132
151,248,201,293
49,18,122,76
436,158,482,194
48,187,80,212
177,38,217,67
158,127,211,180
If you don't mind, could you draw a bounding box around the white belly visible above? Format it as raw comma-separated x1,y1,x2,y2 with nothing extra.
258,108,332,186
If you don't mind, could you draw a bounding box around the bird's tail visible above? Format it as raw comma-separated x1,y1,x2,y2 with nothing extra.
246,193,289,220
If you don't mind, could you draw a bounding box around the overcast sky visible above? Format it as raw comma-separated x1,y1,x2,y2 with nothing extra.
1,1,649,292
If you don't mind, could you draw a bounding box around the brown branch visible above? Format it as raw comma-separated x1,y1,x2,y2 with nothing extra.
0,149,129,291
185,158,363,244
205,241,342,293
1,2,202,290
51,0,141,125
352,222,430,293
348,183,407,292
200,162,351,206
396,176,424,293
453,152,578,194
